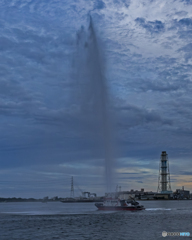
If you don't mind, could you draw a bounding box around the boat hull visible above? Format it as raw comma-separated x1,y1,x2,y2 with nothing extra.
95,205,145,211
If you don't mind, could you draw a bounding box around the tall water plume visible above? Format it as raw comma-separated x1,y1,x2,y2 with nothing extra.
75,17,115,192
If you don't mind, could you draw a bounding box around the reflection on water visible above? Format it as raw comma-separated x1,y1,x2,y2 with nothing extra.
146,208,171,211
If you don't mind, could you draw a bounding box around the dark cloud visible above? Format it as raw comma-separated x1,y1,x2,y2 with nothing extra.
175,11,188,17
172,18,192,39
178,30,192,39
180,171,192,175
180,0,192,4
119,176,144,180
116,103,172,129
0,37,15,51
136,78,180,92
178,43,192,60
113,0,130,8
178,43,192,52
94,0,106,10
135,18,165,34
178,18,192,27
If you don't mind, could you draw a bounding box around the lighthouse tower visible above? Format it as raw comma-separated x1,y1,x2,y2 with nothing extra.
157,151,172,193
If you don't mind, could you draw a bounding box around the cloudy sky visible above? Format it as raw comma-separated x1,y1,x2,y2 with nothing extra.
0,0,192,198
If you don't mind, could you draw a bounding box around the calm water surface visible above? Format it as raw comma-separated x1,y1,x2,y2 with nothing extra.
0,201,192,239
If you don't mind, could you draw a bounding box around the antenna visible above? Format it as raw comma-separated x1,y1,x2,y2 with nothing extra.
157,151,172,193
70,176,74,198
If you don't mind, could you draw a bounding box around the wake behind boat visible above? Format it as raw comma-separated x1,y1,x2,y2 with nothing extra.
95,198,145,211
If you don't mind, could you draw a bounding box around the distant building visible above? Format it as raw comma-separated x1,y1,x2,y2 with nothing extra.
154,193,173,200
140,192,156,200
113,189,158,200
173,186,190,199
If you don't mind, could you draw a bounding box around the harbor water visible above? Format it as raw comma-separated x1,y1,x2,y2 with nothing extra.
0,200,192,239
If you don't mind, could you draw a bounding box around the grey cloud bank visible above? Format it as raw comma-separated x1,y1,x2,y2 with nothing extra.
0,0,192,198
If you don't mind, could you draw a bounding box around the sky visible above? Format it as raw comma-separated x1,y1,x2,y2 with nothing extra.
0,0,192,198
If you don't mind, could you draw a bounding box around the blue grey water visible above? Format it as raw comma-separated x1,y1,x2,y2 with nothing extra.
0,201,192,240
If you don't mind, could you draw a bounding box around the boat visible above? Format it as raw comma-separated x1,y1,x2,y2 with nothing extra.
95,198,145,211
